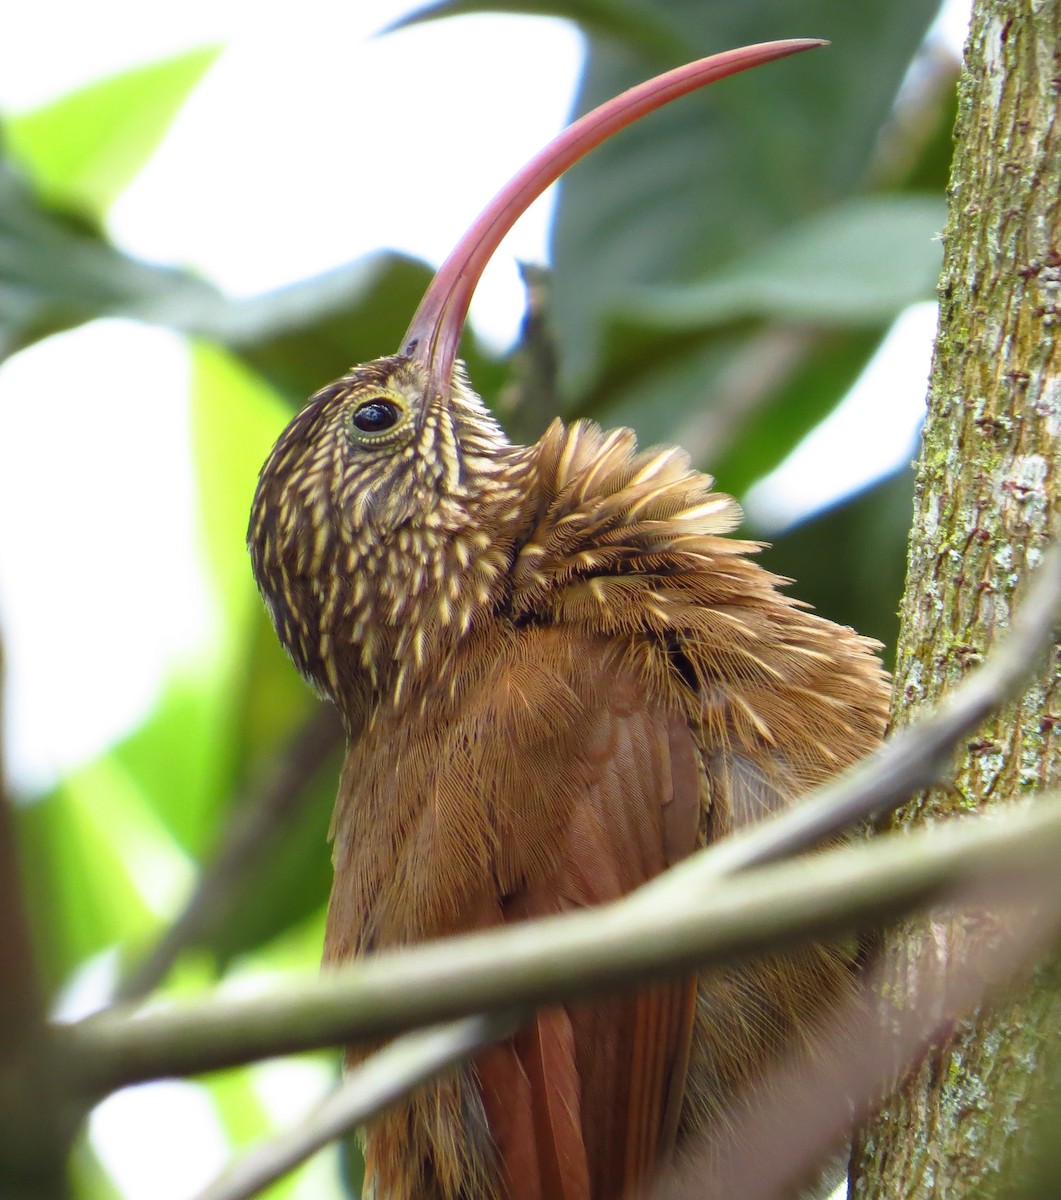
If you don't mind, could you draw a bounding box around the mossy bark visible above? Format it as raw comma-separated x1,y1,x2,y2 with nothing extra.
850,0,1061,1196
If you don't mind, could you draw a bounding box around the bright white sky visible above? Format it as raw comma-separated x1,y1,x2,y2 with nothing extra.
0,0,586,343
0,1,969,1196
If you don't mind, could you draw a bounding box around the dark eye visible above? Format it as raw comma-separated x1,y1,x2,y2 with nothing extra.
352,400,400,433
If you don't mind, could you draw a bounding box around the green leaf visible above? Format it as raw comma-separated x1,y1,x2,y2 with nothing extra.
4,46,221,221
96,352,301,860
184,344,321,839
550,0,943,391
69,1139,126,1200
109,672,245,859
191,343,292,631
712,329,886,497
388,0,685,62
102,347,313,861
202,773,337,970
0,157,225,362
91,352,299,859
0,159,506,406
578,326,888,499
228,254,439,402
624,196,945,330
129,345,340,965
207,1069,275,1152
566,196,941,464
0,106,509,399
15,758,182,990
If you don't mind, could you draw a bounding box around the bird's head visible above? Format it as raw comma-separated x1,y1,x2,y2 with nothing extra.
248,351,521,707
248,40,823,708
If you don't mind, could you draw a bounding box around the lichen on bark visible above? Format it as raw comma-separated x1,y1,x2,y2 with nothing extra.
851,0,1061,1195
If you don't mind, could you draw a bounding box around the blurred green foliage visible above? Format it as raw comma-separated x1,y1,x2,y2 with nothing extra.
0,2,958,1195
4,48,221,223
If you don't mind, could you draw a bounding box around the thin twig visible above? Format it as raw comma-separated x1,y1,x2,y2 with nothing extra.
59,792,1061,1097
497,262,561,444
192,1013,519,1200
117,703,343,1001
675,325,821,466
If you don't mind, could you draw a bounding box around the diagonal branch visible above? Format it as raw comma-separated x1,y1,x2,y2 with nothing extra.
0,637,72,1199
60,792,1061,1098
192,1013,520,1200
659,869,1061,1199
55,538,1061,1103
117,703,343,1002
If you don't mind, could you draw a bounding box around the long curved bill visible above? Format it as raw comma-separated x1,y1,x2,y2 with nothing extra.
400,38,825,392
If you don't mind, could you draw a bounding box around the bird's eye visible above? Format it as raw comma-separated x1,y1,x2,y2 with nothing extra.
352,400,399,433
347,395,410,445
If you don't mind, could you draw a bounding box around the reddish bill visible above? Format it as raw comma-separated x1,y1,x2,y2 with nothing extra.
400,39,826,392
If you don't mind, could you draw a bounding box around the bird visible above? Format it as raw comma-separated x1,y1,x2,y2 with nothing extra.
248,40,889,1200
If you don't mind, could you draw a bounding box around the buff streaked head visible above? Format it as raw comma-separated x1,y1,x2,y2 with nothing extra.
247,40,825,705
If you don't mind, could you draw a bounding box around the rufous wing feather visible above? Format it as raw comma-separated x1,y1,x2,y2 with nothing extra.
326,631,705,1200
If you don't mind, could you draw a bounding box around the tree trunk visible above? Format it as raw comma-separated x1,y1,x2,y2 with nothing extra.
850,0,1061,1196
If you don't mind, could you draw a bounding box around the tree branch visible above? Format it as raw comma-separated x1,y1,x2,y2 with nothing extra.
59,791,1061,1098
47,535,1061,1105
192,1013,519,1200
496,262,562,444
661,869,1061,1199
117,702,343,1001
0,637,72,1199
